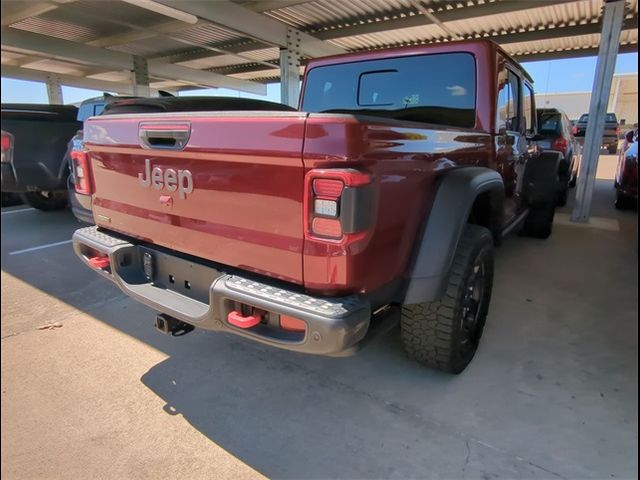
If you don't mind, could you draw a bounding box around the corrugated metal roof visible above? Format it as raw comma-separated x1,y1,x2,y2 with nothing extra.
1,0,637,92
9,16,98,43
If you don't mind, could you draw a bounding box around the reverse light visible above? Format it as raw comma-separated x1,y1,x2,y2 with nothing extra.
71,150,93,195
314,198,338,217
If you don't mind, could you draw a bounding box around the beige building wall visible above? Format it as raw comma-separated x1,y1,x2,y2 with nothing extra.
535,73,638,125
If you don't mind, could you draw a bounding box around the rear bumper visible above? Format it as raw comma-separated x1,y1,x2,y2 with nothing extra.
67,177,93,224
72,226,371,355
575,134,618,146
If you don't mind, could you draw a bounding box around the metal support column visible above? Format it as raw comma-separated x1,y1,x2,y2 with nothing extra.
45,73,63,104
280,27,301,108
572,0,626,222
132,55,150,97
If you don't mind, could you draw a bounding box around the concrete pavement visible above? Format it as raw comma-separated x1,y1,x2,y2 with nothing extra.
1,154,637,479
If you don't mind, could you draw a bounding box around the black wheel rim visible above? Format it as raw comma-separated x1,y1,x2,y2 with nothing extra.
460,256,486,349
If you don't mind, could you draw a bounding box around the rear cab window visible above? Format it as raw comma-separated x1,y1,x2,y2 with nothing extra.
578,113,617,123
538,113,562,136
302,52,477,128
77,101,106,122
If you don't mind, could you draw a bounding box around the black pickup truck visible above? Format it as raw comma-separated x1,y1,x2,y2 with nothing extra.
1,104,81,210
573,112,620,154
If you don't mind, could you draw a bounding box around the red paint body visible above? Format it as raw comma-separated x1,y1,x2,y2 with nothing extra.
615,138,638,200
83,40,523,296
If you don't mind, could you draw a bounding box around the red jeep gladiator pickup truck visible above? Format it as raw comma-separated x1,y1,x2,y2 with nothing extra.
73,40,560,373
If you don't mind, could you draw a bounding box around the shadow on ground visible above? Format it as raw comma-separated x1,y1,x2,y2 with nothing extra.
1,166,637,478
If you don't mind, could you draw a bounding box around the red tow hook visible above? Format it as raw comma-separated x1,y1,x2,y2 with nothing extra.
88,255,110,269
227,310,263,329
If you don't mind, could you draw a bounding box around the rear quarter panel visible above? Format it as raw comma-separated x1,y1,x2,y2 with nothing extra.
302,114,492,295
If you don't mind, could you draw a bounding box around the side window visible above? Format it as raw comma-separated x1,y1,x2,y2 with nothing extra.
523,83,535,135
93,103,106,116
496,67,519,132
496,69,514,133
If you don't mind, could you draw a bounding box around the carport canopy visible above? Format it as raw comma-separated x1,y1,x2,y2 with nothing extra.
1,0,637,221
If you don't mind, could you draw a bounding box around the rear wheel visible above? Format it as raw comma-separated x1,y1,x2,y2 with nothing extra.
400,225,494,374
1,192,22,207
21,190,68,211
557,169,569,207
615,190,636,210
521,200,555,239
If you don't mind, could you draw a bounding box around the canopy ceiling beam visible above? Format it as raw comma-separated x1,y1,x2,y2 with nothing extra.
154,0,344,57
1,26,266,94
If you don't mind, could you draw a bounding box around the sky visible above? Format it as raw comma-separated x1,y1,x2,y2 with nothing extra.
1,52,637,105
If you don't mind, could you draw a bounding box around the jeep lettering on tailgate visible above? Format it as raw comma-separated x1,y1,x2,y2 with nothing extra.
138,158,193,199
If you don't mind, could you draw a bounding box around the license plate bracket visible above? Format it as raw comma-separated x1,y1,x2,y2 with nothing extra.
139,247,222,304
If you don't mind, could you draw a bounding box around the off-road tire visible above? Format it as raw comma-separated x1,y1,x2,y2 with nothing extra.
21,190,68,211
521,200,555,239
1,192,22,207
557,173,569,207
614,190,636,210
400,225,494,374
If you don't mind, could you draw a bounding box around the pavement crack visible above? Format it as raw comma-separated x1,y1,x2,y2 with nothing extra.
1,332,23,340
1,295,127,341
235,340,569,479
463,439,471,471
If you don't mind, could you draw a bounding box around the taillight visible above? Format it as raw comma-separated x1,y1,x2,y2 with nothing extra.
1,131,13,163
71,150,93,195
572,125,578,135
552,137,568,152
304,169,373,241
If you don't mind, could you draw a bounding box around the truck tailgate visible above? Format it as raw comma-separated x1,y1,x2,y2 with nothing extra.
83,112,307,284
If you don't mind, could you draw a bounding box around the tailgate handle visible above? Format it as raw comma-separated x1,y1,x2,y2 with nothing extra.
139,122,190,150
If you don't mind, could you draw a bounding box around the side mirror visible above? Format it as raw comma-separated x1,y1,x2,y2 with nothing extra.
625,130,635,143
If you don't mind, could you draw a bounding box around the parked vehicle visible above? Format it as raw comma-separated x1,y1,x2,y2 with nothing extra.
1,104,80,210
614,128,638,209
535,108,578,206
65,95,117,223
73,40,561,373
573,112,620,154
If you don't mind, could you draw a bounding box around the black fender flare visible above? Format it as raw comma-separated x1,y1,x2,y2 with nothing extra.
522,150,562,205
403,167,504,305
